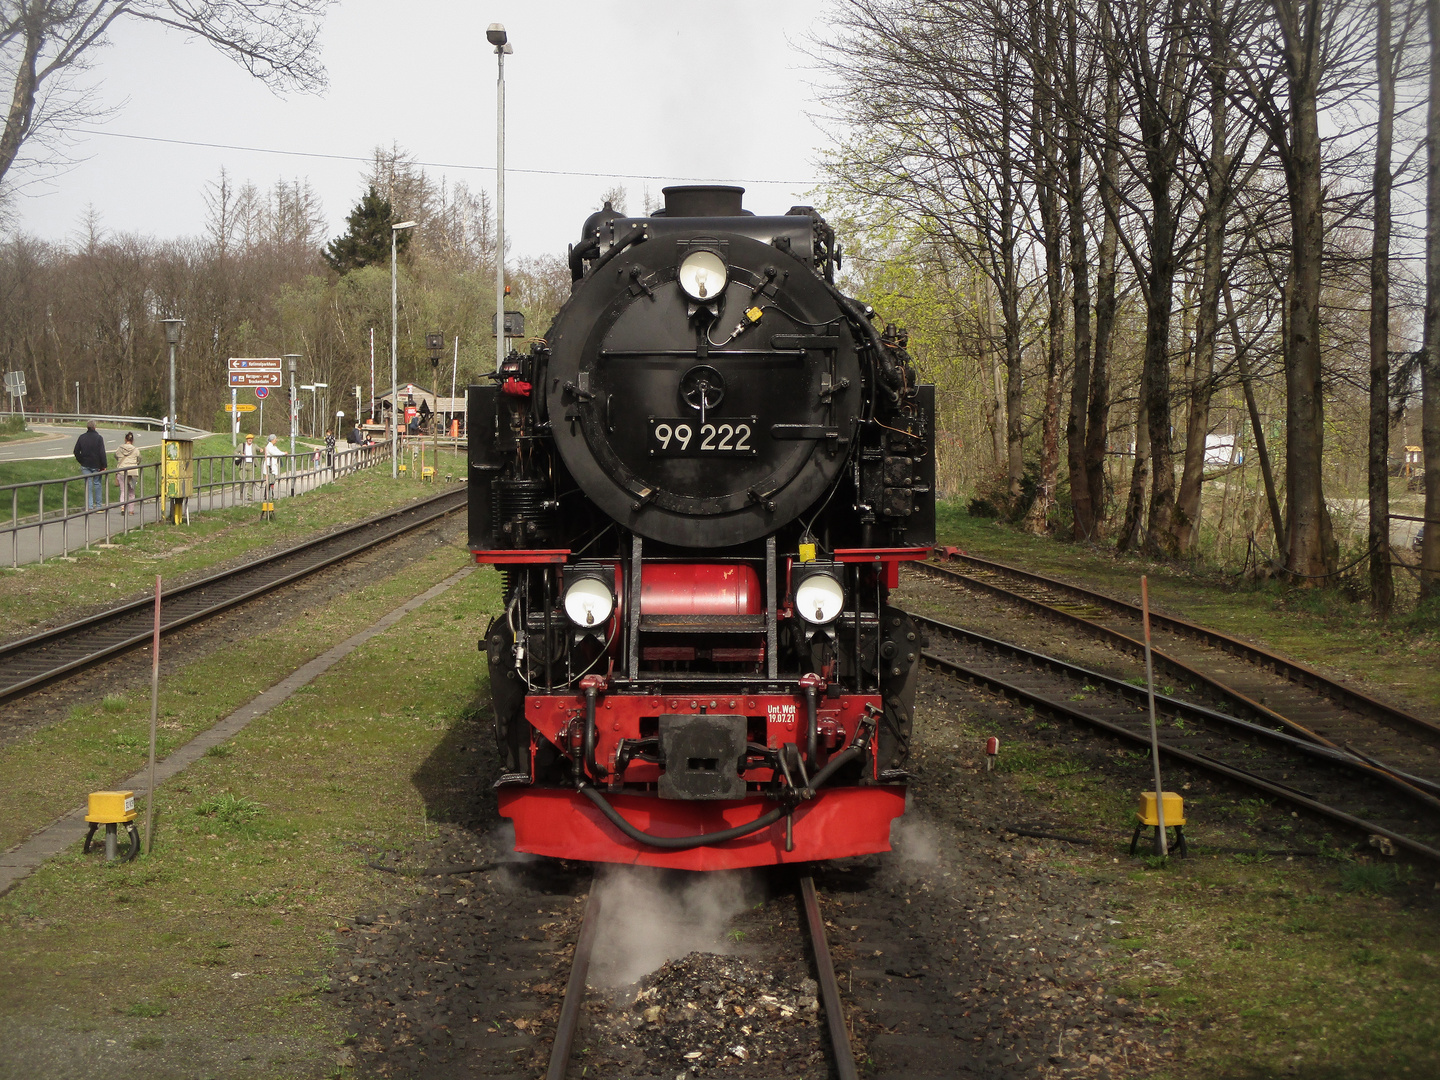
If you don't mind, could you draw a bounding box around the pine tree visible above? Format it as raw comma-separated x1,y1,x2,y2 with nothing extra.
323,186,408,272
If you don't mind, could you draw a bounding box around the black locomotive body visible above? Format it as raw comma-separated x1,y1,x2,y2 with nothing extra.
468,186,934,869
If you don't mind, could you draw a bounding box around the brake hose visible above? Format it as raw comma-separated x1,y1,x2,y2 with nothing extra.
578,743,865,851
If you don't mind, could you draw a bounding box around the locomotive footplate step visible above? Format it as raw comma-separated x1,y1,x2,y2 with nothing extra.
657,714,747,800
640,613,767,632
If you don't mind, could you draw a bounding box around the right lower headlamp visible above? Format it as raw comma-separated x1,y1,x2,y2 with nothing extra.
792,562,845,625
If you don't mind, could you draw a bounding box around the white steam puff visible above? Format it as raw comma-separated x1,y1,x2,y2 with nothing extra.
589,866,761,987
890,813,941,864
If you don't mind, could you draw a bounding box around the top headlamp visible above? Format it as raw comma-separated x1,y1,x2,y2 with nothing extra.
678,250,727,302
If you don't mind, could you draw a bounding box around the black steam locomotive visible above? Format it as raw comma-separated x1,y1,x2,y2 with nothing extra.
468,186,934,869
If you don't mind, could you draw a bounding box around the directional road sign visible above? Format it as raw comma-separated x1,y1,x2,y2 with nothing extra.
228,357,283,387
224,403,258,413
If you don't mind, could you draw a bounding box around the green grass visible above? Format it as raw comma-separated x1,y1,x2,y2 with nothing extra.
0,544,500,1076
0,415,32,443
909,680,1440,1080
0,453,468,639
0,542,478,852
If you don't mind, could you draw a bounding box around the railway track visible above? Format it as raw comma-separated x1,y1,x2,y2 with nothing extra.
544,872,860,1079
915,553,1440,752
912,609,1440,864
0,487,468,705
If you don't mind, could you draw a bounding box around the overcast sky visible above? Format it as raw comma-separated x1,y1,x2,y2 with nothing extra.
8,0,840,259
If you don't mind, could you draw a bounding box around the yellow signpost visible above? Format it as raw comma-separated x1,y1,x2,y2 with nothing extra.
224,403,258,413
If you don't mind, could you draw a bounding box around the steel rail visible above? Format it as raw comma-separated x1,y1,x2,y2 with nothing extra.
917,558,1331,745
0,488,467,703
912,613,1440,866
910,612,1440,820
799,873,859,1080
921,552,1440,744
546,888,601,1080
909,564,1440,813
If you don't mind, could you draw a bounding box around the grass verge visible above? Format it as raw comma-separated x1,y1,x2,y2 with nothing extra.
0,450,468,640
0,544,501,1079
913,683,1440,1079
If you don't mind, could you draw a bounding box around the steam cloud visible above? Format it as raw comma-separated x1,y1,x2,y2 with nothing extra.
589,866,761,987
890,813,941,864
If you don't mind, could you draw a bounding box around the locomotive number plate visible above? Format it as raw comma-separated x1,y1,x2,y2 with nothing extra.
647,416,758,456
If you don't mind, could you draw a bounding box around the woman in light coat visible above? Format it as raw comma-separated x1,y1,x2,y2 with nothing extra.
114,432,141,513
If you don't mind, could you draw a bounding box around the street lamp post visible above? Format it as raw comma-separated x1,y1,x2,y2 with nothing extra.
285,355,300,459
161,319,184,433
299,385,315,438
74,381,79,414
488,23,512,371
391,219,418,478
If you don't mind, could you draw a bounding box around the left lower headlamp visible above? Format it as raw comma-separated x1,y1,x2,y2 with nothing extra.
564,578,614,627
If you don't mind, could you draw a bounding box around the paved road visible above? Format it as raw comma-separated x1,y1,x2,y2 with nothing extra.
0,425,165,463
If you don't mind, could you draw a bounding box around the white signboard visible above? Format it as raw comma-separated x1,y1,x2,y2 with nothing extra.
228,358,283,387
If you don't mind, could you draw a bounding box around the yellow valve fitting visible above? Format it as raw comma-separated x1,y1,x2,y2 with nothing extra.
86,791,137,825
1135,791,1185,827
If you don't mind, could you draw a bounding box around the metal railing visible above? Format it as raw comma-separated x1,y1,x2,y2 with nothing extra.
0,410,209,436
2,443,392,568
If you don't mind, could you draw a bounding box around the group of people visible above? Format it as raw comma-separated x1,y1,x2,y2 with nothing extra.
72,421,140,512
238,432,288,501
72,420,378,516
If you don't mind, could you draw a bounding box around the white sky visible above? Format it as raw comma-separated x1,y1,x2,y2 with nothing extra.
8,0,840,259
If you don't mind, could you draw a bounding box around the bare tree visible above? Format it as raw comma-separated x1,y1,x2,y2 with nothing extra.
0,1,331,195
1424,0,1440,598
1369,0,1409,613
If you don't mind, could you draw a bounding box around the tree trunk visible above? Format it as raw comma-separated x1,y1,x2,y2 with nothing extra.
1424,0,1440,599
1026,2,1064,534
1141,178,1178,554
1370,0,1396,614
1118,390,1150,553
1278,3,1338,582
1226,283,1287,556
1000,96,1026,505
982,276,1008,471
1085,8,1120,534
1173,12,1230,555
1063,0,1095,541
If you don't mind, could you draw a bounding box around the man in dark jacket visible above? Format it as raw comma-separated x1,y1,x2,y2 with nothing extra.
73,421,108,510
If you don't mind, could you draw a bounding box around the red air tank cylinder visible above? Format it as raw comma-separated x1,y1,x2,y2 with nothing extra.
640,564,762,615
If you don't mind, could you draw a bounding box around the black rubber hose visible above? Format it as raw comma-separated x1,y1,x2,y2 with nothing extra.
803,683,819,766
823,282,904,393
579,744,865,850
584,225,648,279
584,684,604,780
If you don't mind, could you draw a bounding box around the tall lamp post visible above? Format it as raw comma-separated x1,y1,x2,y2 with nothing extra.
314,382,329,436
299,385,315,437
391,219,418,478
161,319,184,433
488,23,511,370
285,354,300,458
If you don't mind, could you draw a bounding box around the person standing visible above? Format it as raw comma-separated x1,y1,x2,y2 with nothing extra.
263,433,284,478
240,433,257,501
114,432,140,514
73,420,107,510
325,429,336,471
